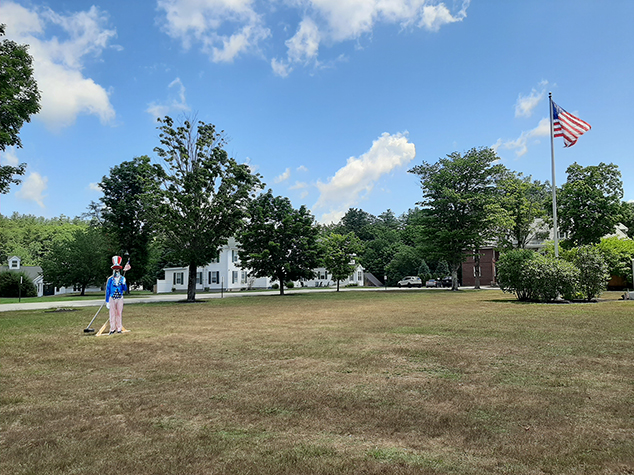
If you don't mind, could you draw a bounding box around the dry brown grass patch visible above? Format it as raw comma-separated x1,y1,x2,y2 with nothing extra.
1,290,633,474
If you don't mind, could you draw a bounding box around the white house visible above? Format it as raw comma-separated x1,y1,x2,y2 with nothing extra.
1,256,45,297
155,237,364,293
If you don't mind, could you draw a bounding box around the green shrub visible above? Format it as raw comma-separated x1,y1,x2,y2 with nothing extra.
596,237,634,286
271,283,279,290
565,246,610,301
522,254,578,302
0,271,37,298
285,281,294,289
498,250,580,302
496,249,537,301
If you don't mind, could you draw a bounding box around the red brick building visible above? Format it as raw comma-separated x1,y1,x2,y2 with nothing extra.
461,248,499,287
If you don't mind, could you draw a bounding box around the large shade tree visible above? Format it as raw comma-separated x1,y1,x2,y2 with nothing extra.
238,190,321,295
153,116,262,302
99,155,163,289
409,147,508,290
0,24,41,194
497,172,549,249
557,162,623,247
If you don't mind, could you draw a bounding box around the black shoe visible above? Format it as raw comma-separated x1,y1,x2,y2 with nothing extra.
117,330,122,333
109,330,115,335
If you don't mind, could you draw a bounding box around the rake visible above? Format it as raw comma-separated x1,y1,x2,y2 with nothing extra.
83,303,104,334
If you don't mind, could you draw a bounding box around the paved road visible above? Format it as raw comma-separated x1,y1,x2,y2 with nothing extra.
0,286,491,313
0,287,396,312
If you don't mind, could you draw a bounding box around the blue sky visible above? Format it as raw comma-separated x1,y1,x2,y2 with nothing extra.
1,0,633,223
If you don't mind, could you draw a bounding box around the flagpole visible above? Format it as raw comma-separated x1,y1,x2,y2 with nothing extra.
549,92,559,258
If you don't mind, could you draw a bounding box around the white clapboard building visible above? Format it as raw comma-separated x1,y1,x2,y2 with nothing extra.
156,237,364,293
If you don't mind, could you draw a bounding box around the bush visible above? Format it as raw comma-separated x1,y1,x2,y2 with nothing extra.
285,281,294,289
596,237,634,287
0,271,37,298
496,249,537,301
497,250,579,302
271,283,279,290
565,246,610,301
522,254,579,302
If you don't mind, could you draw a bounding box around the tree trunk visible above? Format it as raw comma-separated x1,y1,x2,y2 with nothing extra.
278,272,285,296
80,284,86,296
187,261,197,302
474,249,481,290
337,280,340,292
451,263,460,291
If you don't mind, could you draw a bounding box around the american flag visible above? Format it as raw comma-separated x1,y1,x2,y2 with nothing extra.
552,101,591,147
123,259,131,272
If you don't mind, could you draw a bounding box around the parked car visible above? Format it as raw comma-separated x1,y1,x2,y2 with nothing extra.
425,279,439,288
440,276,453,287
397,276,422,288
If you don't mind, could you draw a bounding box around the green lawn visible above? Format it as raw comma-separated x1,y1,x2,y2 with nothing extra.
1,290,632,474
0,290,156,304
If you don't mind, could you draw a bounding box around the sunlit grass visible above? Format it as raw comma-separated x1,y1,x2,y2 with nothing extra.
1,290,632,474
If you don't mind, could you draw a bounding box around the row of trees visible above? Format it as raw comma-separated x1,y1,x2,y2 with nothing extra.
3,115,632,300
1,23,633,300
3,118,363,299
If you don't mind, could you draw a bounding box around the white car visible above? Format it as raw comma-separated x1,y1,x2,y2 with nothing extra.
397,276,422,288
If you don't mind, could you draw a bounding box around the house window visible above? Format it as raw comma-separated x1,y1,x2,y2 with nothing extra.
196,272,203,284
10,259,18,269
173,272,184,285
209,271,219,284
241,271,248,284
232,271,238,284
358,271,362,281
232,250,239,263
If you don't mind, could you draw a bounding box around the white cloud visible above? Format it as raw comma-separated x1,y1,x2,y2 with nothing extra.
274,167,291,183
420,3,468,31
287,17,321,63
290,181,308,190
515,82,548,118
313,131,416,223
16,172,48,207
271,58,291,77
155,0,470,75
146,77,191,119
2,148,20,167
88,182,102,192
273,1,470,74
297,165,308,172
0,2,117,130
303,0,469,43
157,0,270,63
493,117,550,157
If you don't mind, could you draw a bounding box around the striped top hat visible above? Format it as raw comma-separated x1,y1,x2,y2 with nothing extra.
111,255,123,269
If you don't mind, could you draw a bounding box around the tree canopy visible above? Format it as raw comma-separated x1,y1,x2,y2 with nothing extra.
322,232,363,291
153,116,262,301
238,190,321,295
0,24,41,194
40,227,109,296
558,162,623,247
409,147,508,289
497,172,549,249
99,155,163,288
0,213,87,265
